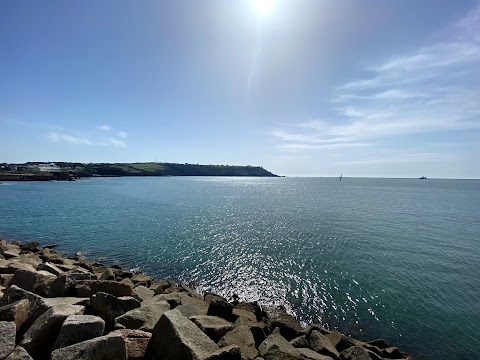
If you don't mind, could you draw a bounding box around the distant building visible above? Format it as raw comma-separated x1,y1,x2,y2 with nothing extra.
37,163,61,172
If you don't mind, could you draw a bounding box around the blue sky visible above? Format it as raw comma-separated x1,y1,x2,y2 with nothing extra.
1,0,479,178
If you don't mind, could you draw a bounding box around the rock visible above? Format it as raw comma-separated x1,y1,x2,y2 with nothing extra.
37,248,63,263
264,307,301,341
37,262,63,276
3,346,33,360
20,304,85,358
53,315,105,350
16,254,42,269
0,261,36,275
114,301,170,332
9,269,56,294
74,280,133,297
99,268,116,280
0,285,50,335
323,331,354,352
0,274,14,287
44,297,90,307
145,309,219,360
233,309,257,323
204,293,227,304
90,292,140,329
309,330,340,359
339,346,378,360
258,333,303,360
367,339,390,349
382,347,404,358
8,270,38,292
133,285,155,302
20,242,40,253
249,322,269,348
235,302,263,321
34,271,65,297
0,321,16,359
176,304,202,317
290,335,309,348
205,345,242,360
190,315,234,342
121,277,135,287
208,300,236,322
151,279,175,295
111,329,152,360
131,274,153,287
297,348,334,360
0,299,30,329
51,334,128,360
218,325,259,360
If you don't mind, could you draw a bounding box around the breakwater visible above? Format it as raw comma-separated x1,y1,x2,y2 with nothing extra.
0,238,412,360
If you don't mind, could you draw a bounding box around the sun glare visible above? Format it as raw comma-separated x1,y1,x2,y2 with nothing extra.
253,0,275,15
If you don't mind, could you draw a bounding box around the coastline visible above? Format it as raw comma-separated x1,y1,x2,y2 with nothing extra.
0,237,412,360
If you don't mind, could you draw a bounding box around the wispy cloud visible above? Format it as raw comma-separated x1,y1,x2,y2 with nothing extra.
48,132,94,145
116,131,127,139
269,5,480,153
102,138,126,147
98,124,111,131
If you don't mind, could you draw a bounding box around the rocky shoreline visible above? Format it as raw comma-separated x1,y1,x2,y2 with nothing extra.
0,238,412,360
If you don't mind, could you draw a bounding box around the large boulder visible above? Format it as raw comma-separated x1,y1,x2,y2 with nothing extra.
207,300,236,322
131,274,153,287
218,325,259,360
145,310,220,360
43,297,90,307
74,280,133,297
114,301,170,332
111,329,152,360
20,304,85,359
4,346,33,360
205,345,241,360
51,334,128,360
0,321,16,359
309,330,340,358
338,346,380,360
0,274,14,287
258,333,304,360
38,262,64,276
0,261,36,275
133,285,155,303
264,307,301,341
152,279,175,295
53,315,105,350
190,315,234,342
324,331,354,353
90,292,140,329
0,299,30,329
0,286,50,335
297,348,335,360
9,269,56,294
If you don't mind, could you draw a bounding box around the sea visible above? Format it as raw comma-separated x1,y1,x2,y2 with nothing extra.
0,177,479,359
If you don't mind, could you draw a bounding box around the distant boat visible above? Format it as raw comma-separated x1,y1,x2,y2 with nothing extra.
419,176,427,179
339,173,342,181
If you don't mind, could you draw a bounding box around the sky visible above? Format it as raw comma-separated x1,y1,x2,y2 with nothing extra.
1,0,479,178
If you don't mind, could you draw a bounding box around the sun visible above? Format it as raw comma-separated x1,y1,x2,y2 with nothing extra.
252,0,275,15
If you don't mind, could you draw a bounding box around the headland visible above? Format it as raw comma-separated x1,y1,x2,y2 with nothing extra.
0,162,279,182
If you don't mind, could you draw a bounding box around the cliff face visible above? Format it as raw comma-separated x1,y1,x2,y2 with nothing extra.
0,162,279,181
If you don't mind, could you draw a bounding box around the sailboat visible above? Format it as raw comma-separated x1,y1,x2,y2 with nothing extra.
339,173,342,181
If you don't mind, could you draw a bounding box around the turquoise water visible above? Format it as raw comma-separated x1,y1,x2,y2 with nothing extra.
0,177,479,359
